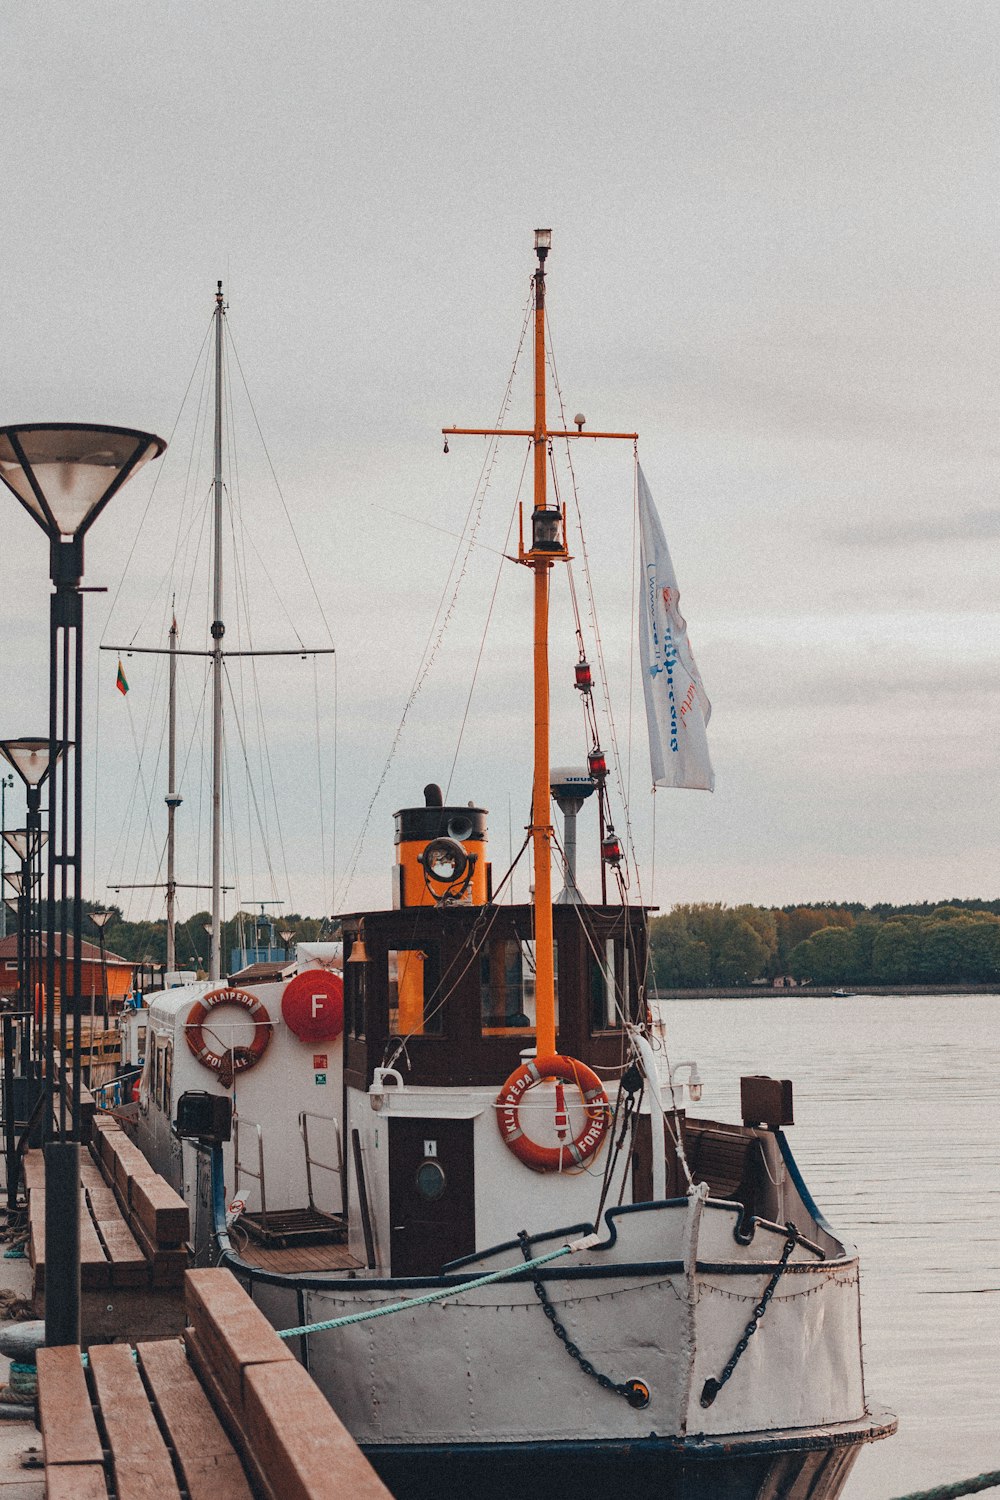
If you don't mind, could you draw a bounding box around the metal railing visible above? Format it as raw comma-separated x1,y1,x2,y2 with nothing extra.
298,1111,343,1217
233,1115,267,1224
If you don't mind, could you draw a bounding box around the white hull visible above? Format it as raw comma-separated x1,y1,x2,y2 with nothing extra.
230,1194,869,1449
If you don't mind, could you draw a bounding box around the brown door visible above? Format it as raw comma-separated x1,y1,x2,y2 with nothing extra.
389,1117,475,1276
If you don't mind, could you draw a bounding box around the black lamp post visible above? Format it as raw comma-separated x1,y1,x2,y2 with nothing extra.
0,423,165,1347
0,740,57,1053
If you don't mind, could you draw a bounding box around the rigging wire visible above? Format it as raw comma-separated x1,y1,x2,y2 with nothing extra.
544,316,646,908
100,312,214,645
443,448,528,800
226,325,335,649
335,288,534,912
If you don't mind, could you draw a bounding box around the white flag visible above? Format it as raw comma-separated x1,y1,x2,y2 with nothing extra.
638,467,714,791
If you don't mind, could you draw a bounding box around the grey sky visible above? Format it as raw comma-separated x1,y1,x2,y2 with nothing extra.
1,1,996,930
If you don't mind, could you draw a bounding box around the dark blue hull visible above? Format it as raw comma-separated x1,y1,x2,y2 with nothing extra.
364,1413,897,1500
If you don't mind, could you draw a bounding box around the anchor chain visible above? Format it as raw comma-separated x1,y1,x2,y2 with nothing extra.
516,1230,649,1409
700,1223,799,1408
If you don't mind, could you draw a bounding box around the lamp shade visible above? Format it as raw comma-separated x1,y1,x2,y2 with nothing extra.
0,738,58,789
2,828,47,861
0,424,166,539
89,910,112,931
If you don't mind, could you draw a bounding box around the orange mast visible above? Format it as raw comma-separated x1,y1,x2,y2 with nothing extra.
444,230,636,1059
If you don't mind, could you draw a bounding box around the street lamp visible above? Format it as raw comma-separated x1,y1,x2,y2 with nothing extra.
0,740,58,1052
0,422,165,1348
280,928,294,960
88,910,113,1084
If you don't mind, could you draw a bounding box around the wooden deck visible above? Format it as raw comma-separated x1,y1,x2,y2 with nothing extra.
232,1240,364,1275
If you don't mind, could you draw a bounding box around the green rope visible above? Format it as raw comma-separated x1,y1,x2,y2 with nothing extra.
891,1473,1000,1499
275,1240,581,1340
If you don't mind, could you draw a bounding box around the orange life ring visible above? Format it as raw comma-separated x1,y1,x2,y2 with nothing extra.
185,987,273,1087
496,1053,611,1172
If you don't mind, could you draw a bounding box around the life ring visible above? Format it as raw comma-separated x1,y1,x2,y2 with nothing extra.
185,987,273,1087
496,1053,610,1172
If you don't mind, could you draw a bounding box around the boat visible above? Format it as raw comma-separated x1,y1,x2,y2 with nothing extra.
137,233,895,1498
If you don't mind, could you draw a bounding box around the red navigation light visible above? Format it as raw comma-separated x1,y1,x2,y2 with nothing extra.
601,833,623,866
588,747,608,779
574,660,592,693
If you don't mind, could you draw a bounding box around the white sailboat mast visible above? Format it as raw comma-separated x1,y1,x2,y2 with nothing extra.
210,281,225,981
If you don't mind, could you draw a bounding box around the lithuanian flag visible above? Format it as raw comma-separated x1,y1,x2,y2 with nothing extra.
116,660,129,696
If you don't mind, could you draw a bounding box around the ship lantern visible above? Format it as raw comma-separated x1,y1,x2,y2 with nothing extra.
574,659,592,693
588,747,608,780
601,831,623,866
531,506,562,553
393,783,489,909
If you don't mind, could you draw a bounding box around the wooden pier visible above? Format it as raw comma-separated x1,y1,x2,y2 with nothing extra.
37,1267,391,1498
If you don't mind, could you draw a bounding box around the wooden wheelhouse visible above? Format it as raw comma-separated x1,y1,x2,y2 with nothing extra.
340,901,649,1093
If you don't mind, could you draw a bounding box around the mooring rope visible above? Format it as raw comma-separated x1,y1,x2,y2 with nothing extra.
890,1475,1000,1500
273,1236,598,1340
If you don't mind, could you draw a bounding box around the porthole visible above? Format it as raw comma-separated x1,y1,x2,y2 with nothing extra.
415,1159,447,1202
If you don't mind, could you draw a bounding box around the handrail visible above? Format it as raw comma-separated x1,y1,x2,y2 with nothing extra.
233,1115,267,1225
298,1111,343,1217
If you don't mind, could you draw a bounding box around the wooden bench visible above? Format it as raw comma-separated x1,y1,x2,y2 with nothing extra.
25,1114,190,1342
37,1268,392,1500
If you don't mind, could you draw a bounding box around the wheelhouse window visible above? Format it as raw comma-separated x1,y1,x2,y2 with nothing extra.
480,937,558,1036
388,945,442,1036
345,954,367,1040
589,937,623,1032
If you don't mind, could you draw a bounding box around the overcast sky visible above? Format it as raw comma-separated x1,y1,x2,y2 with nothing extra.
1,1,996,936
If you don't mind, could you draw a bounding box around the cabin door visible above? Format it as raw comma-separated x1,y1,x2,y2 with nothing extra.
388,1117,475,1277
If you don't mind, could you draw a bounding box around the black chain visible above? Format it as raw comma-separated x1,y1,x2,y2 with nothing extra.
700,1223,799,1408
516,1230,650,1409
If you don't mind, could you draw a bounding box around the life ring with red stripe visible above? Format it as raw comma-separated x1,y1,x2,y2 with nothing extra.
185,987,273,1088
496,1053,610,1172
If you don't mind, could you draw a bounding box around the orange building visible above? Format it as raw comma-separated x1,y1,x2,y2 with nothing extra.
0,934,134,1007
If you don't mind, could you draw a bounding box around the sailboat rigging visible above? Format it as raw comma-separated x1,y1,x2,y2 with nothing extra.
100,283,335,977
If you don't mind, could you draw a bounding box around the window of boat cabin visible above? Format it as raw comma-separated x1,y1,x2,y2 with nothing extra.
388,945,442,1036
345,955,367,1040
480,937,559,1036
589,937,626,1032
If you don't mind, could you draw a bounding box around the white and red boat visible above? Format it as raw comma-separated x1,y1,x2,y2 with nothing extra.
137,232,894,1499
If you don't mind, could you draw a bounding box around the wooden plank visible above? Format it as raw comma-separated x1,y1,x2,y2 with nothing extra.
244,1359,392,1500
95,1219,150,1289
36,1345,104,1466
131,1173,190,1247
23,1148,45,1194
30,1184,112,1288
185,1267,294,1418
106,1133,159,1202
88,1342,182,1500
130,1212,189,1287
136,1339,253,1500
46,1463,110,1500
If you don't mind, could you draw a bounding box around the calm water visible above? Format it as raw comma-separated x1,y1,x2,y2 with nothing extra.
663,992,1000,1500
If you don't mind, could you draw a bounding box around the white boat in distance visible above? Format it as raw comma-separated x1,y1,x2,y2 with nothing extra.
137,234,895,1499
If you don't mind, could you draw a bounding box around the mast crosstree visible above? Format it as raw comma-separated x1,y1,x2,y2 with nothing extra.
443,231,637,1057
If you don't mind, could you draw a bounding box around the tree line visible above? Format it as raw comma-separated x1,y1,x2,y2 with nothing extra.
649,900,1000,989
75,903,333,970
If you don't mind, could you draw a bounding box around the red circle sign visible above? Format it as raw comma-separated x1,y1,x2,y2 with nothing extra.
281,970,344,1043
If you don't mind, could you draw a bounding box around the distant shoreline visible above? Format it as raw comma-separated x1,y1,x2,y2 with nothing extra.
653,983,1000,1000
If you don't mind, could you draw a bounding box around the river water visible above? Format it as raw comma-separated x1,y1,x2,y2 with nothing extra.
662,991,1000,1500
